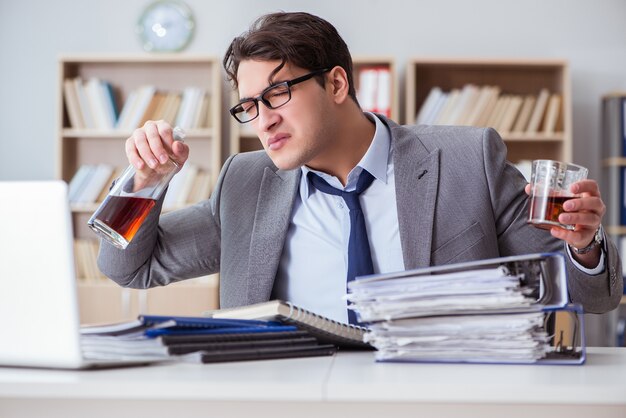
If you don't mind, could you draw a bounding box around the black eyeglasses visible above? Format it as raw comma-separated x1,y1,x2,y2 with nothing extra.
229,68,330,123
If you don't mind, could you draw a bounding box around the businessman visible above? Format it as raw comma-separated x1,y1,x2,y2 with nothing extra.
99,12,622,324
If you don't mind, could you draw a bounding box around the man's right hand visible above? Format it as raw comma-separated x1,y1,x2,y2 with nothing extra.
125,121,190,191
126,120,189,171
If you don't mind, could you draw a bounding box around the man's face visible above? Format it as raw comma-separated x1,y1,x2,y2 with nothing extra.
236,60,336,171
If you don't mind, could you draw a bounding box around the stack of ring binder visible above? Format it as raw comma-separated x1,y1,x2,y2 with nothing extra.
347,253,585,365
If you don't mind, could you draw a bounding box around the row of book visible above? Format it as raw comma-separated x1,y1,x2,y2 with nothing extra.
74,238,106,280
162,163,213,209
415,85,562,135
68,164,119,205
67,163,213,209
356,66,392,117
63,77,212,131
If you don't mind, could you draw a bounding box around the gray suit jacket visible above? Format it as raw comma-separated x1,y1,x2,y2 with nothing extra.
99,117,623,314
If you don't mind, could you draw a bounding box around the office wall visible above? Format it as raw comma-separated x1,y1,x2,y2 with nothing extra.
1,0,625,180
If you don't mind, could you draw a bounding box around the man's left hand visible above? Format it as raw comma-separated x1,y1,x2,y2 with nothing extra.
525,179,605,267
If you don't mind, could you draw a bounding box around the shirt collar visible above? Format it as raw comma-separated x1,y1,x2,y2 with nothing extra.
300,112,391,200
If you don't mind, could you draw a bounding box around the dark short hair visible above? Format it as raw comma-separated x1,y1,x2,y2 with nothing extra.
223,12,357,103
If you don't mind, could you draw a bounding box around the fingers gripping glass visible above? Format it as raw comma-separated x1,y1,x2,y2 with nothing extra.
230,68,330,123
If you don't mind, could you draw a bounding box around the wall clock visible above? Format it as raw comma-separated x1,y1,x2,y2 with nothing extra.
136,1,195,52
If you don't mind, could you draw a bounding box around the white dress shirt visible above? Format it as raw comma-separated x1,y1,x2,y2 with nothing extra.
272,113,403,323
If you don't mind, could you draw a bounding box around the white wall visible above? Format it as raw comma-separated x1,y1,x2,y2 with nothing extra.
1,0,626,181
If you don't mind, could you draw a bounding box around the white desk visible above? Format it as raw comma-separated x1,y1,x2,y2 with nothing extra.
1,347,625,418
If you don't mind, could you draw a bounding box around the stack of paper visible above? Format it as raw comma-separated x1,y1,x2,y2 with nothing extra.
347,254,572,364
348,266,535,321
365,312,549,363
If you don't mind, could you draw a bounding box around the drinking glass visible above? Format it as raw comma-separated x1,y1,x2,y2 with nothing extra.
527,159,588,231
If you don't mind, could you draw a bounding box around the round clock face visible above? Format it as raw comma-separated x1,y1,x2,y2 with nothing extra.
137,1,195,52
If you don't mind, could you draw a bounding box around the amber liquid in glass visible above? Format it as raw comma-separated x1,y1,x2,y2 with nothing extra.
89,195,156,243
528,195,571,230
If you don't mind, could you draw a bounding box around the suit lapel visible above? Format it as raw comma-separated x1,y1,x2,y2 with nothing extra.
246,166,300,304
390,122,440,270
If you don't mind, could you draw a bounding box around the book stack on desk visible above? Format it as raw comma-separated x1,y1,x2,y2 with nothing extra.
347,253,586,365
81,315,336,363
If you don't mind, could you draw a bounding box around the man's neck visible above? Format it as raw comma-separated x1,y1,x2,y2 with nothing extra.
307,111,376,186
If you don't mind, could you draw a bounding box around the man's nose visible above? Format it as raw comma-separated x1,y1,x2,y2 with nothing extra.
257,101,280,131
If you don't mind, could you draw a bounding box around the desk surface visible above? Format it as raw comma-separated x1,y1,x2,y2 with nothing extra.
1,347,626,418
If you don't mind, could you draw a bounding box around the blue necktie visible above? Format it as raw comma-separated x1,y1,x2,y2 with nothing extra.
307,170,376,324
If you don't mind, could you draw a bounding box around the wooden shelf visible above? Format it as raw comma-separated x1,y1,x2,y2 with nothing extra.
602,157,626,167
58,55,222,182
405,58,573,164
500,133,566,142
59,55,222,324
605,226,626,236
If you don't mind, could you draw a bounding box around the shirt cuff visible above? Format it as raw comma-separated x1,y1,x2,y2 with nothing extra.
565,242,606,275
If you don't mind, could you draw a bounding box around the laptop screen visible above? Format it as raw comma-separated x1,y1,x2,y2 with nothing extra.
0,181,84,368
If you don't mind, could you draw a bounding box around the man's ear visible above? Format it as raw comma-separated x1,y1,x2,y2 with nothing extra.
327,66,350,104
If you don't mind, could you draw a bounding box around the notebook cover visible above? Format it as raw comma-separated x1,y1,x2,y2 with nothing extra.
168,336,320,355
198,344,337,363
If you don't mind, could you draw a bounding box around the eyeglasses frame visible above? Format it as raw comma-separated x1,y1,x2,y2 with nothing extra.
229,68,331,123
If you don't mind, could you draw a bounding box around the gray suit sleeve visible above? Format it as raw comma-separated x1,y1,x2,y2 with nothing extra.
481,128,622,313
97,155,235,288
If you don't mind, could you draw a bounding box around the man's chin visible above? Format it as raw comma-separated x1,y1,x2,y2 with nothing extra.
267,154,303,171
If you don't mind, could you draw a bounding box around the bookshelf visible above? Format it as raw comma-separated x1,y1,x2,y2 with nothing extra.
406,58,573,166
601,93,626,237
229,56,399,154
58,55,221,324
600,93,626,346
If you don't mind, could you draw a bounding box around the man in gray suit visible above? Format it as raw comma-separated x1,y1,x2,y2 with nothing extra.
99,12,621,323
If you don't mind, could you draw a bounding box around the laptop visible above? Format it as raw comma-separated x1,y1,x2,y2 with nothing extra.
0,180,159,369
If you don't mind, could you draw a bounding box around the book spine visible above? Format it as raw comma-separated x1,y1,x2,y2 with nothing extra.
63,79,85,129
415,87,442,125
526,88,550,133
101,81,118,128
356,67,379,114
74,78,95,129
376,68,392,117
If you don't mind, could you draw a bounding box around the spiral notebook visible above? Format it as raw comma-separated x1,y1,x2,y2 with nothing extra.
206,300,371,349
